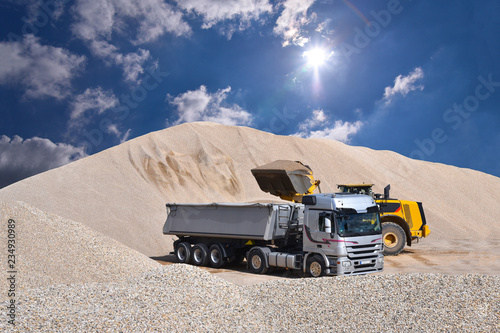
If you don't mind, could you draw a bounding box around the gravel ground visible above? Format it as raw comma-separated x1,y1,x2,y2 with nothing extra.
0,201,160,293
1,201,499,331
0,264,498,332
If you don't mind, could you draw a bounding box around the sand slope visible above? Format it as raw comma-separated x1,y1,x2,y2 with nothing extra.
1,122,499,259
0,201,159,292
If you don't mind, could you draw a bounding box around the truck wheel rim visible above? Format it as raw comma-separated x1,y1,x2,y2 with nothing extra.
310,261,322,277
178,247,186,261
211,249,221,264
384,232,398,248
251,255,262,269
193,249,201,262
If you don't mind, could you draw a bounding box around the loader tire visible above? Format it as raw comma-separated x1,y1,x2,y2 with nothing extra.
382,222,406,256
175,242,191,263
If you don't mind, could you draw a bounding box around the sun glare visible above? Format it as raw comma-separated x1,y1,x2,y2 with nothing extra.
303,48,331,68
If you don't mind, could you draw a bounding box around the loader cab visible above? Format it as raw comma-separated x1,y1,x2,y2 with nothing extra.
337,184,374,197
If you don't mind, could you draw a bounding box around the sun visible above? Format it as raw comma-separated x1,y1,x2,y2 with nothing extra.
303,48,331,68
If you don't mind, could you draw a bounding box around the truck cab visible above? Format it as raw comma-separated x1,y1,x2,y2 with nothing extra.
299,193,384,276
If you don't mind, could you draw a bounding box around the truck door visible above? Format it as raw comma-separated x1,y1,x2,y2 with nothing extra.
304,210,334,250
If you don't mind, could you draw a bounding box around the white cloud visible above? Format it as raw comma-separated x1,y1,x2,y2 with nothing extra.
71,0,191,44
0,35,85,99
70,87,119,120
120,129,132,143
294,115,363,144
72,0,180,83
383,67,424,105
89,39,151,84
177,0,272,34
117,49,151,83
273,0,316,47
168,85,252,126
106,124,131,143
307,120,363,143
26,0,66,22
0,135,86,188
298,109,327,131
85,41,151,83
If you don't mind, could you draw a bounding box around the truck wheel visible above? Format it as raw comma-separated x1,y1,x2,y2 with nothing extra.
306,255,325,277
192,243,209,266
382,222,406,256
248,249,268,274
175,242,191,263
209,244,227,268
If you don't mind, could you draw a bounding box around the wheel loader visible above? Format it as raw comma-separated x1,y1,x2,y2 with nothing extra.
336,184,430,255
251,160,430,255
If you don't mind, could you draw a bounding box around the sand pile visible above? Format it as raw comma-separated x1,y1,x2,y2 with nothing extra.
0,201,159,293
1,122,499,258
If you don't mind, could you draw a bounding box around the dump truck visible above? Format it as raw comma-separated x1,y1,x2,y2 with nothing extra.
164,193,383,277
337,184,430,255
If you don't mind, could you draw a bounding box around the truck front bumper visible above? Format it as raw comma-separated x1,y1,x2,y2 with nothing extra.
327,254,384,276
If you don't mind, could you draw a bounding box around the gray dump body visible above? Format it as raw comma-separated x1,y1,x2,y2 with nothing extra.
163,203,300,240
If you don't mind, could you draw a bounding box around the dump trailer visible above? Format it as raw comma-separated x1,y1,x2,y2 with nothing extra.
164,193,384,277
337,184,430,255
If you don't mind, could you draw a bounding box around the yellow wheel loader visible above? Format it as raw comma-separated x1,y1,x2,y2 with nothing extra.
251,160,430,256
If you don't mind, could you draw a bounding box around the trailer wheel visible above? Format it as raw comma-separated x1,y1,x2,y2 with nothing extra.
209,244,227,268
175,242,191,264
192,243,209,266
382,222,406,256
248,249,268,274
306,255,325,277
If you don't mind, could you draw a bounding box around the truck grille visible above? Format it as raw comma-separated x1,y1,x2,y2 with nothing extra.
346,244,381,260
345,243,382,275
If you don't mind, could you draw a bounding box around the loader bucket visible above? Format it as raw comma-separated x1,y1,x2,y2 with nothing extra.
251,160,314,199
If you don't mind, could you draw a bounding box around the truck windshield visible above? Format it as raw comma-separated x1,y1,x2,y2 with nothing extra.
337,212,381,237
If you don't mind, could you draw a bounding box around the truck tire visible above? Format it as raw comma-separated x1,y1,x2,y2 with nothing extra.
192,243,209,266
306,255,325,277
248,249,268,274
382,222,406,256
175,242,191,264
209,244,227,268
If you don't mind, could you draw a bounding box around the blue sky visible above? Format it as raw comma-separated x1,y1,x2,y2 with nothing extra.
1,0,499,188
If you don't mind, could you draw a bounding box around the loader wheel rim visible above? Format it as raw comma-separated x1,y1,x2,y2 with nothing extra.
251,255,262,270
384,232,398,248
309,261,322,277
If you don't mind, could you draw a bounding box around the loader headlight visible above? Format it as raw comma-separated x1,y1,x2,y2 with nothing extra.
342,261,352,268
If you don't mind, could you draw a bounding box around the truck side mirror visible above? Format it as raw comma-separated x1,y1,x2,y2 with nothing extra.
325,217,331,233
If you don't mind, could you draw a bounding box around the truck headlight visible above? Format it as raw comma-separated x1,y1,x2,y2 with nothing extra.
377,257,384,263
342,261,351,268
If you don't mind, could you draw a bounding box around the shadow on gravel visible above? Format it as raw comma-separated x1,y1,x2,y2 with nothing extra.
150,255,304,279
